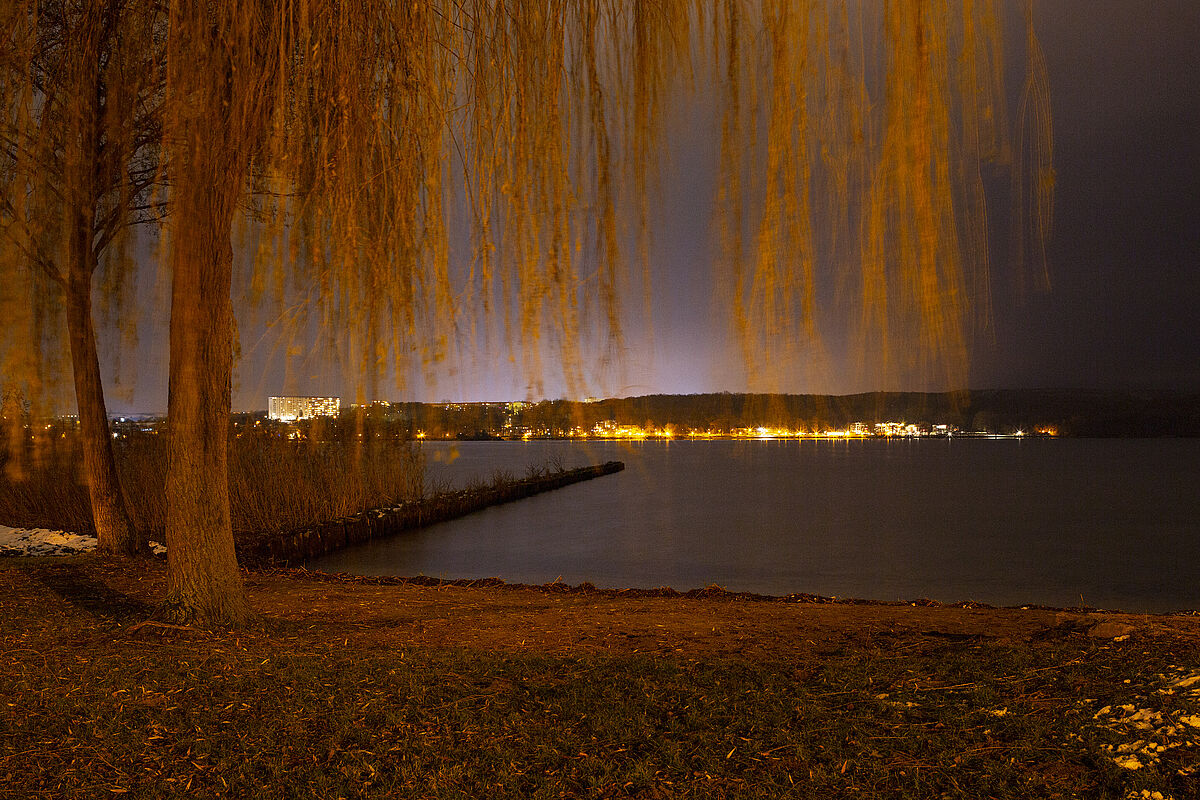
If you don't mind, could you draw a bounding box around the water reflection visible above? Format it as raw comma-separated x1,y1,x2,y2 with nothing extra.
311,439,1200,613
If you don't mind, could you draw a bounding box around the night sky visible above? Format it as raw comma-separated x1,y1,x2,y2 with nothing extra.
971,0,1200,393
107,1,1200,414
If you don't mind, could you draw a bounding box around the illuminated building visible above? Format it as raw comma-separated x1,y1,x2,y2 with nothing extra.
268,396,340,421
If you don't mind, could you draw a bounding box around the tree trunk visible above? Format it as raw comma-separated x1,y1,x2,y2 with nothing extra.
161,200,250,625
64,217,143,554
158,0,269,627
59,4,143,555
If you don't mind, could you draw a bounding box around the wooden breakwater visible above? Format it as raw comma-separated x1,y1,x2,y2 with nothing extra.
236,460,625,567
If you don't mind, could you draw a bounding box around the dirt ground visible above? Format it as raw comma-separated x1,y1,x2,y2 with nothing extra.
14,556,1194,657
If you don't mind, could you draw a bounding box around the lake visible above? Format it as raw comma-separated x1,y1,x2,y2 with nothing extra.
309,438,1200,613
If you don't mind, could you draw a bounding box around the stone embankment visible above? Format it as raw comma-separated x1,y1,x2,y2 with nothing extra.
237,461,625,567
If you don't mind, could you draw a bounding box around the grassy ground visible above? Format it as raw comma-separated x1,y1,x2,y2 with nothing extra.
2,556,1198,799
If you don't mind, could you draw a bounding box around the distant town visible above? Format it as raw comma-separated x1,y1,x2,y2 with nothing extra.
98,388,1200,440
252,395,1049,440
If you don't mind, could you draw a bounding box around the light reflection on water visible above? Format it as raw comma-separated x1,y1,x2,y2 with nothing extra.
309,439,1200,613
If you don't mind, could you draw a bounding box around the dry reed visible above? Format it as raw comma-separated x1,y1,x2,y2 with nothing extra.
0,427,425,537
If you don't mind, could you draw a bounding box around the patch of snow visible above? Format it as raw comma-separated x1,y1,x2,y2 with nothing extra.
0,524,164,557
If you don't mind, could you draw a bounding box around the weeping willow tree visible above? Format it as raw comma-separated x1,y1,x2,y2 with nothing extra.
3,0,1049,625
0,1,163,554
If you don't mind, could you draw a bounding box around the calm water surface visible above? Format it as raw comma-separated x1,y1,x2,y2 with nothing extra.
310,439,1200,612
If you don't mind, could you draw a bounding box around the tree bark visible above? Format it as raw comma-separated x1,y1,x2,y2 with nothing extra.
59,4,143,555
162,195,250,625
159,0,257,625
64,215,143,554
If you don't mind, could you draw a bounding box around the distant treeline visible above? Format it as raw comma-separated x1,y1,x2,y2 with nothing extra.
370,389,1200,438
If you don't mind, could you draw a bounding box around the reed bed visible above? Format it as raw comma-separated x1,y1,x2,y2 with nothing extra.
0,428,425,537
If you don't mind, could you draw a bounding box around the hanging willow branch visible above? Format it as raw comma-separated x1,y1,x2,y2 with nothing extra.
4,0,1052,409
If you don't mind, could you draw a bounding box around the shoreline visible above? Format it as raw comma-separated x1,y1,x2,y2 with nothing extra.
282,567,1200,617
8,554,1198,642
4,549,1196,617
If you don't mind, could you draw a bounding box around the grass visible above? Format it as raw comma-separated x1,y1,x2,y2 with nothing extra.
0,429,425,536
2,558,1198,798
